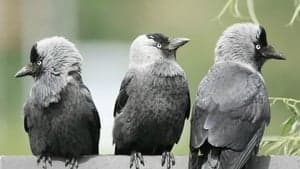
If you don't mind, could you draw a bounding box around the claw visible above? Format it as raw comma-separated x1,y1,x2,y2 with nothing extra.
130,155,134,168
137,152,145,166
47,156,52,166
130,152,144,169
171,154,175,166
65,157,78,169
37,155,52,169
161,152,176,169
37,156,42,164
162,152,166,166
65,159,70,167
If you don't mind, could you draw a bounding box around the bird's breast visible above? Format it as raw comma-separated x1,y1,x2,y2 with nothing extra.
128,74,188,120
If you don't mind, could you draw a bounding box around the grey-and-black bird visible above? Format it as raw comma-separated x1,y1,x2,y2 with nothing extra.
15,37,101,169
189,23,285,169
113,33,190,169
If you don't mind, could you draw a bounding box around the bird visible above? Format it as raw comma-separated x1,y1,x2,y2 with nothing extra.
15,37,101,169
113,33,191,169
189,23,285,169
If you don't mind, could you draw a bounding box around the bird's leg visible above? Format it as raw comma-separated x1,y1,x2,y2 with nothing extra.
129,152,144,169
37,155,52,169
65,157,79,169
161,152,175,169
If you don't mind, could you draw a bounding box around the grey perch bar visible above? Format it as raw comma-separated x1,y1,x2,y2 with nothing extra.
1,156,300,169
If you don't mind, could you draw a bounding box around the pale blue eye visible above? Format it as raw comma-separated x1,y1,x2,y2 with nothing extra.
157,43,162,48
37,60,42,65
255,44,261,50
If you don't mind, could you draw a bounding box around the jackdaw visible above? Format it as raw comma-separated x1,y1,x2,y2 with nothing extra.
189,23,285,169
113,33,190,169
15,37,101,169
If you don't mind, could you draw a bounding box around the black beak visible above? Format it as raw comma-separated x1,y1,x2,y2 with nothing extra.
15,64,33,78
167,37,190,50
260,45,285,60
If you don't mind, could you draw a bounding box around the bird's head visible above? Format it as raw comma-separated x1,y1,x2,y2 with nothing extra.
129,33,189,68
15,37,83,107
215,23,284,71
15,36,82,79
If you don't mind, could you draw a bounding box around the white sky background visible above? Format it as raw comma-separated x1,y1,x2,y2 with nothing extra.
79,41,129,154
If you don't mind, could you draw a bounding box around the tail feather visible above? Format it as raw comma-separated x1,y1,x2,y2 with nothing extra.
201,148,220,169
189,126,264,169
189,149,199,169
220,127,264,169
189,146,220,169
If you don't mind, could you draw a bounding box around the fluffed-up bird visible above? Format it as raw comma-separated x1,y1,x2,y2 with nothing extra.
113,33,191,169
15,37,101,169
189,23,285,169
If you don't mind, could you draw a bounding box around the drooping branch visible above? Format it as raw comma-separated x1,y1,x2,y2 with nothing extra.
217,0,300,25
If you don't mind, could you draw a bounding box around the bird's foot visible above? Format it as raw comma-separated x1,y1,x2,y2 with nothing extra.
37,155,52,169
130,152,144,169
65,157,79,169
161,152,175,169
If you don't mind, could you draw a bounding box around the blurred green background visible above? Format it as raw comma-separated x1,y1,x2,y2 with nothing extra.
0,0,299,155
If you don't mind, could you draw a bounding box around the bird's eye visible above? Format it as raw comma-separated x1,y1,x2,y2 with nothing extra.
255,44,261,50
37,60,42,66
157,43,162,48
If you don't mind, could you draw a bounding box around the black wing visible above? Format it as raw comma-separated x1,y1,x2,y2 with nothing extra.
80,84,101,154
113,71,135,117
190,63,270,169
23,98,35,133
24,115,29,133
185,89,191,119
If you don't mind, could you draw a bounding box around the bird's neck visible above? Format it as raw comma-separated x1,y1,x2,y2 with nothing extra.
150,59,185,77
30,72,76,107
215,60,265,83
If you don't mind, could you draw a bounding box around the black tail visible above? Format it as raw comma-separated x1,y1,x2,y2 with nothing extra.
114,146,131,155
189,142,221,169
189,148,199,169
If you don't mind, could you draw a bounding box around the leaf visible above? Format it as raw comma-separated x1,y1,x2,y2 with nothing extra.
260,98,300,155
290,120,300,133
283,141,289,155
287,3,300,26
262,136,283,142
246,0,259,23
281,116,296,134
263,139,284,154
234,0,242,17
215,0,235,20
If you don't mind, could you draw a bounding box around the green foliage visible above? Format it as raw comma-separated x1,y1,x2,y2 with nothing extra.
260,97,300,155
215,0,259,23
217,0,300,25
287,0,300,26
